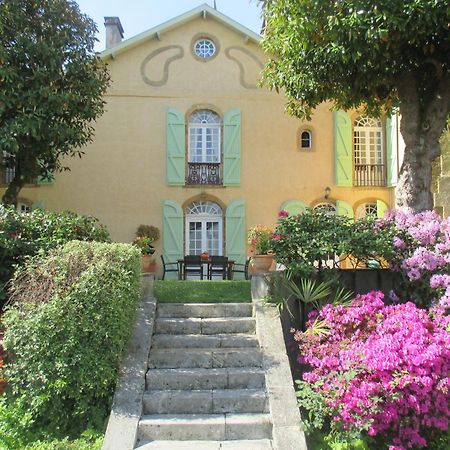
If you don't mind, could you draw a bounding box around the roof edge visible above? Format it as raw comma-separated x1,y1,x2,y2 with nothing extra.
100,3,262,60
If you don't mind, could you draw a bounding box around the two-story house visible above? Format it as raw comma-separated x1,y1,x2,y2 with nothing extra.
1,4,402,276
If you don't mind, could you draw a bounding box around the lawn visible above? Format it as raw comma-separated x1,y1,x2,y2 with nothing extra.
154,280,251,303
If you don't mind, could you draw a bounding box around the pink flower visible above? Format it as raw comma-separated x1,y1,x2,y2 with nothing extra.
295,292,450,448
272,234,281,240
278,210,289,217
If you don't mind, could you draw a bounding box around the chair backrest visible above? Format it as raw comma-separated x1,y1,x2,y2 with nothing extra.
184,255,202,266
160,255,166,266
210,255,228,268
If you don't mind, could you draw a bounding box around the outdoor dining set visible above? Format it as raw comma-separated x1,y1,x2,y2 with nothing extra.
160,255,250,280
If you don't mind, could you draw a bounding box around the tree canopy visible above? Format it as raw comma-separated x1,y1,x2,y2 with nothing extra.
262,0,450,212
0,0,110,205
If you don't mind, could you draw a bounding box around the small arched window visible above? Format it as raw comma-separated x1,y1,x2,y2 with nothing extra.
300,130,312,149
188,110,221,163
356,202,378,219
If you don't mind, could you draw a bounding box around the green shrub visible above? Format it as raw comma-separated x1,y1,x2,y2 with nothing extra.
271,209,396,277
2,241,140,439
0,205,110,303
154,280,251,303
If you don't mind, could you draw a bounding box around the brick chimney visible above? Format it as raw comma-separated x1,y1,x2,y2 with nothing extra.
104,17,124,49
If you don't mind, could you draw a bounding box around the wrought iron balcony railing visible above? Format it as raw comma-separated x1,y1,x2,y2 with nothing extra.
354,164,386,187
187,163,222,185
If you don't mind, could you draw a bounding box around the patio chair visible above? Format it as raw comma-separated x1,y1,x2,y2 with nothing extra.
160,255,181,280
183,255,203,280
231,257,251,280
208,255,229,280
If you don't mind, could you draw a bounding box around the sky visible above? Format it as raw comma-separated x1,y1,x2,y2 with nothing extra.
74,1,263,52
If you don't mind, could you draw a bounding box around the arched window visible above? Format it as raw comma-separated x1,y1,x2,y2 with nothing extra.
314,202,336,216
185,201,223,256
353,116,385,186
300,130,312,149
356,202,378,219
188,110,221,163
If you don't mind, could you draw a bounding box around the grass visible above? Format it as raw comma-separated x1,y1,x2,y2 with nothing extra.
154,280,251,303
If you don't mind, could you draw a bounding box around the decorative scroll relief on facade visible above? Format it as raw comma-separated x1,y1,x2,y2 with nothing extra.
224,47,264,89
141,45,184,86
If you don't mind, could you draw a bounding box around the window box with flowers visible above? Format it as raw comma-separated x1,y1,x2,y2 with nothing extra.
133,225,160,273
248,225,275,272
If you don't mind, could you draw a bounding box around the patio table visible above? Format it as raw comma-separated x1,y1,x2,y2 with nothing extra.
177,258,235,280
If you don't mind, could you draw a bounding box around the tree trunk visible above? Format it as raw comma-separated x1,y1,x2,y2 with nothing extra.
2,175,25,207
395,142,434,212
396,71,450,212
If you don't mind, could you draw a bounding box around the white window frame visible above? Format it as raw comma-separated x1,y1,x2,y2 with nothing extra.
353,117,384,166
356,202,378,219
194,39,216,59
300,130,312,149
185,201,223,256
188,110,221,164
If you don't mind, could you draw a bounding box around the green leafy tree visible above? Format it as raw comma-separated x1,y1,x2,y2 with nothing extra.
261,0,449,212
0,0,110,206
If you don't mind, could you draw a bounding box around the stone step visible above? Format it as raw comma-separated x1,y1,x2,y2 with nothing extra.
137,413,272,442
136,438,274,449
154,317,255,335
143,388,268,414
148,348,263,369
152,333,259,349
156,303,253,319
146,367,266,390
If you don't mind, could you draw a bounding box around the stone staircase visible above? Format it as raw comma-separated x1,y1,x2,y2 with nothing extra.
135,302,274,449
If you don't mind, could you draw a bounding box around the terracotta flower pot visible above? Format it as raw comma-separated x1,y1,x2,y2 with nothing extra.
251,254,274,272
141,254,156,273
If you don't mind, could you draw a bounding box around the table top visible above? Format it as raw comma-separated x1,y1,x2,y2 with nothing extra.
177,258,235,265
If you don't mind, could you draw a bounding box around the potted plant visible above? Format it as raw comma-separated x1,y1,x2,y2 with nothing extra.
248,225,274,272
133,225,160,273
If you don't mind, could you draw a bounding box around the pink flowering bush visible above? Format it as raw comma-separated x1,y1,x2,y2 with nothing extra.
376,210,450,309
295,291,450,449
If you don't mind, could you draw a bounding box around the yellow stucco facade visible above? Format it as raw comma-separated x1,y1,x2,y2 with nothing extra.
1,5,396,274
433,127,450,217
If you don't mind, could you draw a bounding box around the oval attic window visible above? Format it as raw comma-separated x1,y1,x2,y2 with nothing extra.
194,39,216,59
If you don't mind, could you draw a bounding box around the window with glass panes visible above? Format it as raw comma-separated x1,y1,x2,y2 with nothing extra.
188,110,221,163
185,201,223,256
353,117,383,165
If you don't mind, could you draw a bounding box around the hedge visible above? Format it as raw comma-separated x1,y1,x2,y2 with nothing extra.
0,206,110,304
1,241,141,444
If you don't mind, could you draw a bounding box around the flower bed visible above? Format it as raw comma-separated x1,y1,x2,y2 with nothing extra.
294,291,450,449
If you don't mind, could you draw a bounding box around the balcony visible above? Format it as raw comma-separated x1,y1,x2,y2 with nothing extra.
354,164,386,187
187,163,222,185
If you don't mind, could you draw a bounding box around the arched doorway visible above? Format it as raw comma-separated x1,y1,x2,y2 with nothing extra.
185,200,223,256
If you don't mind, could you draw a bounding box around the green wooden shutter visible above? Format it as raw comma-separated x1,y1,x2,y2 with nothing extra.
281,199,308,216
162,200,183,278
334,111,353,187
166,108,185,185
226,199,246,268
376,200,388,218
386,115,398,187
31,200,44,210
223,108,241,186
336,200,354,219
